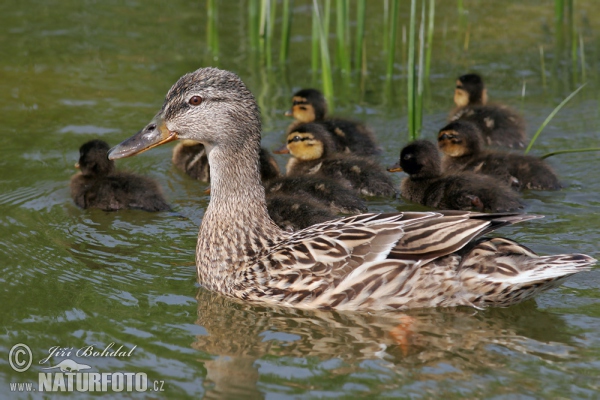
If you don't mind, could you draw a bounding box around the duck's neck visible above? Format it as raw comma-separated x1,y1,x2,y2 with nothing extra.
195,138,286,293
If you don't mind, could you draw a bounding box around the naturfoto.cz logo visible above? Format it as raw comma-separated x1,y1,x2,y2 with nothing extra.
8,343,165,393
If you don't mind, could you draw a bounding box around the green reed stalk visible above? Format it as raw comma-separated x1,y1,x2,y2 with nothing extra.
249,0,260,50
313,0,334,104
335,0,351,74
539,45,547,89
207,0,219,60
266,0,277,68
354,0,366,70
407,0,417,140
525,83,586,154
414,1,426,138
311,5,320,79
383,0,389,52
579,31,586,81
279,0,293,64
424,0,435,79
541,148,600,160
258,0,268,61
386,0,399,80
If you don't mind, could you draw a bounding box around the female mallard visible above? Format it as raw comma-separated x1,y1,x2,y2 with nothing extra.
388,140,523,212
284,122,396,198
450,73,527,149
107,67,595,310
283,88,381,156
438,120,562,191
70,139,171,212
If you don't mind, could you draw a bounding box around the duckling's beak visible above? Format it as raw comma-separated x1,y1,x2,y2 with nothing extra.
284,109,293,117
387,162,403,173
273,143,290,154
204,187,211,195
74,162,80,169
108,116,178,160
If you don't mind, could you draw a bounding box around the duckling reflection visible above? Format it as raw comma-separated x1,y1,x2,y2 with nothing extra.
193,289,579,397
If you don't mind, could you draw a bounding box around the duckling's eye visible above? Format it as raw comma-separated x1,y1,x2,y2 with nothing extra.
189,96,203,106
293,136,302,142
403,154,412,160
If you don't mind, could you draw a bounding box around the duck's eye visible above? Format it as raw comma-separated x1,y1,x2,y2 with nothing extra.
189,96,203,106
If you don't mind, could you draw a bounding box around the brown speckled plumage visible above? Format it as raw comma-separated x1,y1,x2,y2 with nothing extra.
438,121,562,191
107,67,595,310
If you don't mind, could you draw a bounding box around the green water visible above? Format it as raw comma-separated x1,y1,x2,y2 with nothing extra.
1,1,599,398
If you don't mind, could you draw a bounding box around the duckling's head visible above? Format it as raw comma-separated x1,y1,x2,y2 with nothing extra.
108,67,261,160
454,73,488,107
437,120,484,157
285,123,336,161
284,88,328,123
398,140,442,179
77,139,115,177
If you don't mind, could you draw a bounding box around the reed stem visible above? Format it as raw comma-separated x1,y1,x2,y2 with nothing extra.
541,148,600,160
279,0,293,64
407,0,417,140
386,0,399,81
312,0,334,105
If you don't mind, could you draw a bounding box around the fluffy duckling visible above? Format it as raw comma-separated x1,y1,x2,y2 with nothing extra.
389,140,523,212
264,175,367,214
284,123,396,198
284,88,381,156
266,193,336,232
450,73,526,148
70,139,171,211
438,121,561,191
173,141,280,182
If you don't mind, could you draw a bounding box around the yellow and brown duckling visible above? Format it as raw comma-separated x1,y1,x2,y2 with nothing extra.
70,139,171,211
283,88,381,156
389,140,523,212
107,67,595,310
438,121,561,191
450,73,526,149
284,123,396,198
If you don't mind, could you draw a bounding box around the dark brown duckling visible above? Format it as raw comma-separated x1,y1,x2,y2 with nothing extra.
438,120,561,191
70,139,171,211
388,140,523,212
283,88,381,156
173,141,280,182
266,193,337,232
450,73,526,149
264,175,367,214
284,123,396,198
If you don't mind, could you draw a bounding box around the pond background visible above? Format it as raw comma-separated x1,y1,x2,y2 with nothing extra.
1,0,599,398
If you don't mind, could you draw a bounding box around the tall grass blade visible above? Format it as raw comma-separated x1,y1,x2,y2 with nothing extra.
525,83,586,154
335,0,351,75
354,0,366,70
279,0,293,64
541,148,600,159
424,0,435,79
386,0,399,81
407,0,417,139
207,0,219,60
415,0,426,138
249,0,260,51
311,4,320,80
313,0,334,105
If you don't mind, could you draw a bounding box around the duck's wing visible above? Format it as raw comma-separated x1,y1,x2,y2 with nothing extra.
246,212,538,295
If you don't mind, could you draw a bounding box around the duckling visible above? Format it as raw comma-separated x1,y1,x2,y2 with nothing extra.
389,140,522,212
438,121,561,191
173,141,280,182
284,88,381,156
450,73,526,149
284,123,396,198
266,193,336,232
264,175,367,214
70,139,171,212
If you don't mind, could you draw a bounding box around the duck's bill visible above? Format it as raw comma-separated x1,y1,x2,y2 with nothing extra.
108,117,178,160
387,162,402,173
273,143,289,154
284,109,293,117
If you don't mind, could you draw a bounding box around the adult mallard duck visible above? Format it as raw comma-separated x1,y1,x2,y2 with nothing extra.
388,140,523,213
107,67,595,310
450,73,527,149
438,120,562,191
284,122,396,198
71,139,171,212
282,88,381,156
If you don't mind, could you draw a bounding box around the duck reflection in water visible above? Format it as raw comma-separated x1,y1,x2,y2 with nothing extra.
192,289,577,398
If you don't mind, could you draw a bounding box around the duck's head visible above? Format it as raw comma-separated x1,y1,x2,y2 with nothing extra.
285,123,336,161
76,139,115,177
454,73,488,107
437,120,484,157
108,67,261,160
389,140,441,179
284,88,328,123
